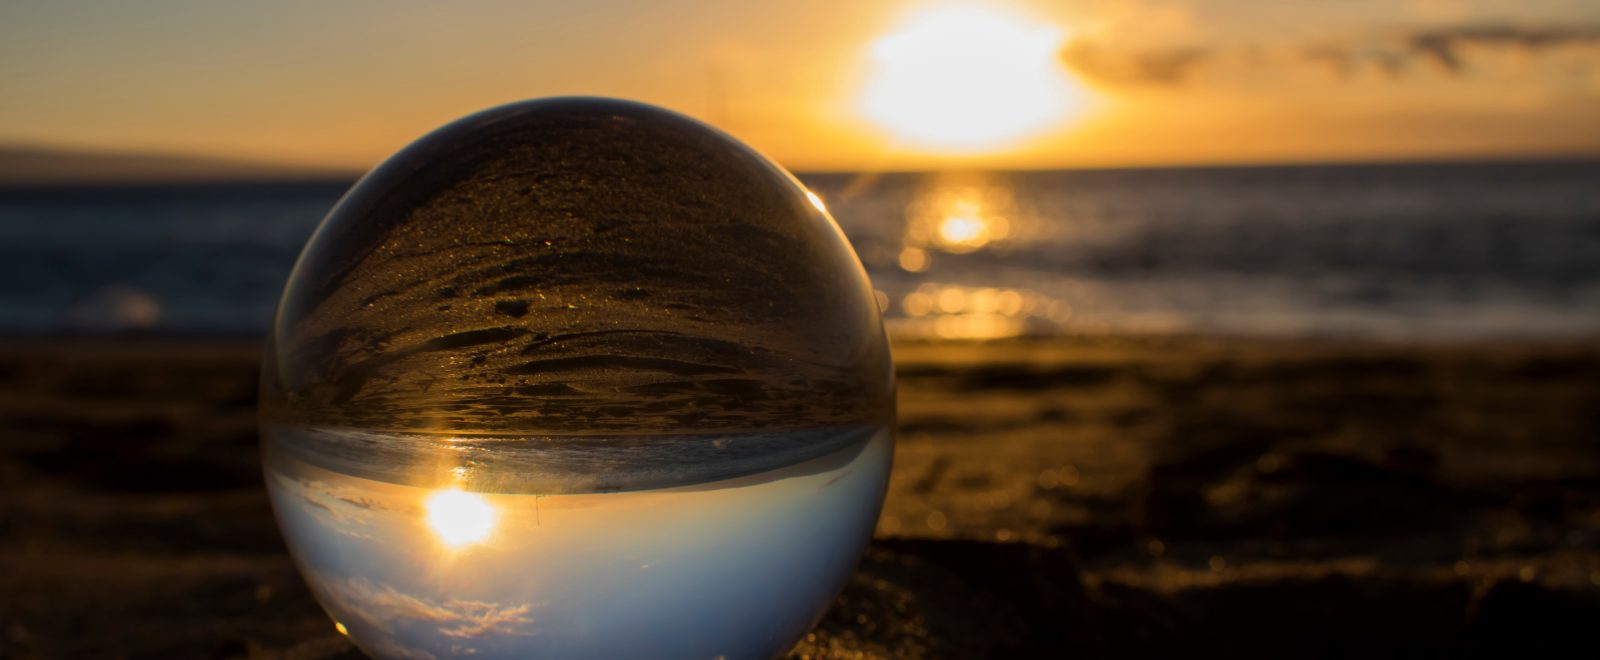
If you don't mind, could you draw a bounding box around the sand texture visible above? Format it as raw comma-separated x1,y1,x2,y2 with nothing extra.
265,99,889,437
2,337,1599,658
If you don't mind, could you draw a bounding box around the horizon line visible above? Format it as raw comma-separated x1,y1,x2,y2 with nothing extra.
1,143,1597,188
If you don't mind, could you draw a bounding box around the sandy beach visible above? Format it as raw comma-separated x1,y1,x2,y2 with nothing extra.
2,336,1598,658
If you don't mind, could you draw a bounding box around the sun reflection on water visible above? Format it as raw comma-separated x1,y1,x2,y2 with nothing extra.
937,214,990,249
893,283,1071,340
903,183,1015,255
877,175,1083,340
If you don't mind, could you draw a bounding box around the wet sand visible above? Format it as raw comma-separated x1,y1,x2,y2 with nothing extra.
2,337,1598,658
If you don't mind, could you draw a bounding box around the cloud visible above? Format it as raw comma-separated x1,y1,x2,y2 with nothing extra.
1061,21,1600,86
1405,23,1600,73
310,574,539,658
270,472,392,539
1305,23,1600,78
1300,44,1411,80
1062,43,1213,85
329,577,537,638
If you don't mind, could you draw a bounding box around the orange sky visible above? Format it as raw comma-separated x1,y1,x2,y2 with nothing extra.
2,0,1598,171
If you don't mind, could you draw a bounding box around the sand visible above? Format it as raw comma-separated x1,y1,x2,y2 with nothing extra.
2,337,1598,658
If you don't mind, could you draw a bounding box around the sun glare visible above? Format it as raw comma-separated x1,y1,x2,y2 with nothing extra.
858,5,1085,151
425,488,496,548
938,215,988,247
805,189,829,214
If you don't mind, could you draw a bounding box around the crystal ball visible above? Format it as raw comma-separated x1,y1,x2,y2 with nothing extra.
260,98,894,659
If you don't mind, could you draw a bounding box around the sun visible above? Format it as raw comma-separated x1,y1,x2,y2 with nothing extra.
425,488,496,548
857,6,1086,151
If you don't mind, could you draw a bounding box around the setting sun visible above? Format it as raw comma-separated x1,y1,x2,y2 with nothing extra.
425,488,496,548
858,6,1087,151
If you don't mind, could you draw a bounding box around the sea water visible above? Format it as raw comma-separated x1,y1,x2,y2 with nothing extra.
263,425,891,660
10,162,1600,341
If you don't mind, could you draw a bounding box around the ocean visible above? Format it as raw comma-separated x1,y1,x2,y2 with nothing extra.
3,160,1598,340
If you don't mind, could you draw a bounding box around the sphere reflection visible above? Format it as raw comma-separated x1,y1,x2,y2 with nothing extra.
260,98,894,659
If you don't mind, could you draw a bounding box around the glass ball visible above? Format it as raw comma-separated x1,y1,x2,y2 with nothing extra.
260,98,894,659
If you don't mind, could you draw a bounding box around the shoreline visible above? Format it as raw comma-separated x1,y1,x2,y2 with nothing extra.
5,329,1600,353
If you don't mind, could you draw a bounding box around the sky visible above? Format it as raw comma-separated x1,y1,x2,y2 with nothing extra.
2,0,1598,171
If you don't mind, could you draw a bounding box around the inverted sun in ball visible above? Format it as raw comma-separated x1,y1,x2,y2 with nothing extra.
259,98,893,660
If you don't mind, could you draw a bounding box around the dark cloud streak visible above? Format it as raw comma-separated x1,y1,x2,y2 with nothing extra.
1301,45,1410,80
1406,23,1600,73
1060,22,1600,86
1062,43,1213,86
